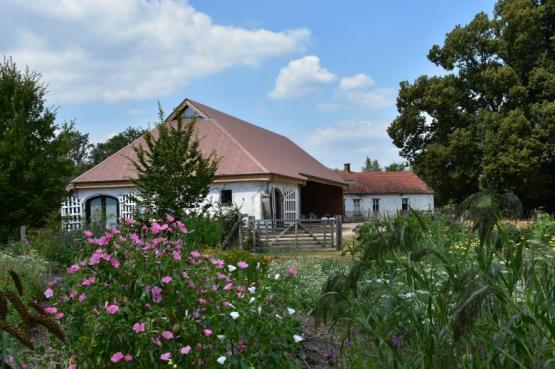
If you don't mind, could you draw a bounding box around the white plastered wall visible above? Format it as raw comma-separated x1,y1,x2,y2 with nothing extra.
344,193,434,217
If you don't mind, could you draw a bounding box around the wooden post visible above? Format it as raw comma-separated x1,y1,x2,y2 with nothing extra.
323,220,327,248
336,215,342,250
252,221,257,251
330,219,335,248
238,219,244,250
20,225,27,243
294,221,298,249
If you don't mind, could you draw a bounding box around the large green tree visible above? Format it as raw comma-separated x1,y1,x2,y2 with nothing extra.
362,156,383,172
90,126,146,165
131,108,219,220
388,0,555,209
0,58,74,242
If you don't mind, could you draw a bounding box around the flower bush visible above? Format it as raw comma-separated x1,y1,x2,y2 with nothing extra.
50,216,303,368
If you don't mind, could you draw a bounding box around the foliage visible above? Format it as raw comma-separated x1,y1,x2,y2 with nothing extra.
51,216,304,368
131,106,219,220
0,249,50,298
90,126,146,166
0,58,74,243
183,205,242,249
387,0,555,209
362,157,382,172
316,197,555,368
384,161,409,172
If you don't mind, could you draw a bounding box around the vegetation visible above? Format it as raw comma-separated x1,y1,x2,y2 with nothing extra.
131,107,219,220
315,199,555,368
388,0,555,209
0,58,75,243
362,157,382,172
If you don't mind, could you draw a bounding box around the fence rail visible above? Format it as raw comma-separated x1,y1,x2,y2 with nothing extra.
247,217,342,250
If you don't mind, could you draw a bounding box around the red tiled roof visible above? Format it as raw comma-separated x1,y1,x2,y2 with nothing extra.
337,171,433,194
71,99,346,187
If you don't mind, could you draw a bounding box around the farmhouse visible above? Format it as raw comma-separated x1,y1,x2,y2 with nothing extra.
61,99,346,229
338,163,434,221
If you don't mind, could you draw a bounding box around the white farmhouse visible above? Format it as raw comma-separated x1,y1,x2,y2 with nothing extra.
61,99,346,229
338,163,434,221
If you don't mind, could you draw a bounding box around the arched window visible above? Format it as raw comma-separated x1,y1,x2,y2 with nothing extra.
86,195,119,228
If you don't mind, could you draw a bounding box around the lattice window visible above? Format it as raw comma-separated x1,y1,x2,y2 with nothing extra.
61,196,82,231
283,188,297,220
119,193,137,221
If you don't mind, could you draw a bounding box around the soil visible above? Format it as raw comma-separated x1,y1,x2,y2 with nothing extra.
297,314,343,368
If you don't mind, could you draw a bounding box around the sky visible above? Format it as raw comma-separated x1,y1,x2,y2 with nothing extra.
0,0,496,171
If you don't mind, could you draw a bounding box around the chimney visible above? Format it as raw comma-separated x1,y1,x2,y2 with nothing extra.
343,163,351,173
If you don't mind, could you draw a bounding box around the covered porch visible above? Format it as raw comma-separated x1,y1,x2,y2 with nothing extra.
300,179,344,218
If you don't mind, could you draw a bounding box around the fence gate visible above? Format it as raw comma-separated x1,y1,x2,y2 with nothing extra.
248,218,342,250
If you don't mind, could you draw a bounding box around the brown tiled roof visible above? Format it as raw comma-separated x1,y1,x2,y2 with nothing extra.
71,99,346,187
337,171,433,194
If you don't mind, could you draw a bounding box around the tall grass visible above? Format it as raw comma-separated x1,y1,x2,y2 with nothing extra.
316,194,555,368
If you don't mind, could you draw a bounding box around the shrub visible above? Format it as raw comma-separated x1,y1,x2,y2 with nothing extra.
51,216,303,368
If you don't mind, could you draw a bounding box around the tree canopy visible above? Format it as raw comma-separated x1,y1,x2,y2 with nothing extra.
131,107,219,220
0,58,74,241
388,0,555,209
362,157,382,172
90,127,146,166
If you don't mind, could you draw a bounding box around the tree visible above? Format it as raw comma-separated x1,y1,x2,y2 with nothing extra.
385,162,409,172
131,107,219,220
0,58,73,242
90,126,146,165
387,0,555,209
362,156,382,172
59,122,93,177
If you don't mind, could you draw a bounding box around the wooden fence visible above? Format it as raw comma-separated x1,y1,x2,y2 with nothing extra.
247,217,342,250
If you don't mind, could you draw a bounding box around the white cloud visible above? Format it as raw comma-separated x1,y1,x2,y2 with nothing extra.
268,55,336,99
306,120,389,147
343,87,396,109
339,73,374,90
1,0,309,103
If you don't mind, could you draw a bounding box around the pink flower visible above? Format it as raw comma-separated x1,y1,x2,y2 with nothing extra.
190,250,201,258
287,267,298,277
223,283,233,291
237,261,249,269
176,221,187,233
55,312,64,320
161,331,174,340
79,293,86,302
124,218,135,225
83,230,93,237
44,288,54,299
180,345,192,355
161,276,172,285
198,298,207,305
44,306,57,314
124,354,133,362
106,304,119,314
151,287,162,303
67,264,80,273
69,365,76,369
132,322,145,333
172,250,182,261
203,329,213,337
223,301,231,307
166,214,175,223
111,352,123,363
160,352,171,361
82,277,96,286
111,258,121,269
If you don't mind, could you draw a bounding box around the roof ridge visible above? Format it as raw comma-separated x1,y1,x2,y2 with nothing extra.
189,100,269,173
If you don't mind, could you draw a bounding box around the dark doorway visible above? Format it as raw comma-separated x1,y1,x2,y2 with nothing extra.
86,195,119,228
273,188,284,220
300,181,344,218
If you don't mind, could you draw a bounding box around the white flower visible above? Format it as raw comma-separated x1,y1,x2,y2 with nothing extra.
230,311,240,320
293,335,304,343
217,334,225,341
276,314,283,319
248,286,256,294
228,265,237,272
249,297,256,304
217,356,226,365
287,307,295,315
257,306,262,315
274,273,280,280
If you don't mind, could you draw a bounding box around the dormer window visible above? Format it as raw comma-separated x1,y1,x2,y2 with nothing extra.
182,106,200,119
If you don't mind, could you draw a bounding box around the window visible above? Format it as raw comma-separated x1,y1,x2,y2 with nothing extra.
182,106,200,119
353,198,361,216
86,196,119,228
372,198,380,212
220,190,232,205
401,198,409,212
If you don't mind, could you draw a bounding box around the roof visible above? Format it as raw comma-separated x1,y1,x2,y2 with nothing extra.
71,99,346,188
337,171,434,195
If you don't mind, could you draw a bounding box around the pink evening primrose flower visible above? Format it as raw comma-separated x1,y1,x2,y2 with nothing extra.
106,304,119,314
166,214,175,222
124,354,133,362
44,306,57,314
190,250,201,258
172,250,182,261
176,221,187,233
69,365,76,369
287,267,298,277
67,264,80,273
180,345,192,355
111,258,121,269
203,329,213,337
161,331,174,340
132,322,145,333
161,276,172,285
44,288,54,299
111,352,124,363
55,312,64,320
237,261,249,269
83,230,93,237
160,352,171,361
79,293,86,302
223,283,233,291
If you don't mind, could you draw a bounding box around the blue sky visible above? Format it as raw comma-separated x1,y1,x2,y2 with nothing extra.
1,0,495,170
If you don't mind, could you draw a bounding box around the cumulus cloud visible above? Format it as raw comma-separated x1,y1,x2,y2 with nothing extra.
306,120,389,147
339,73,374,90
268,55,336,99
343,87,396,109
0,0,309,103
